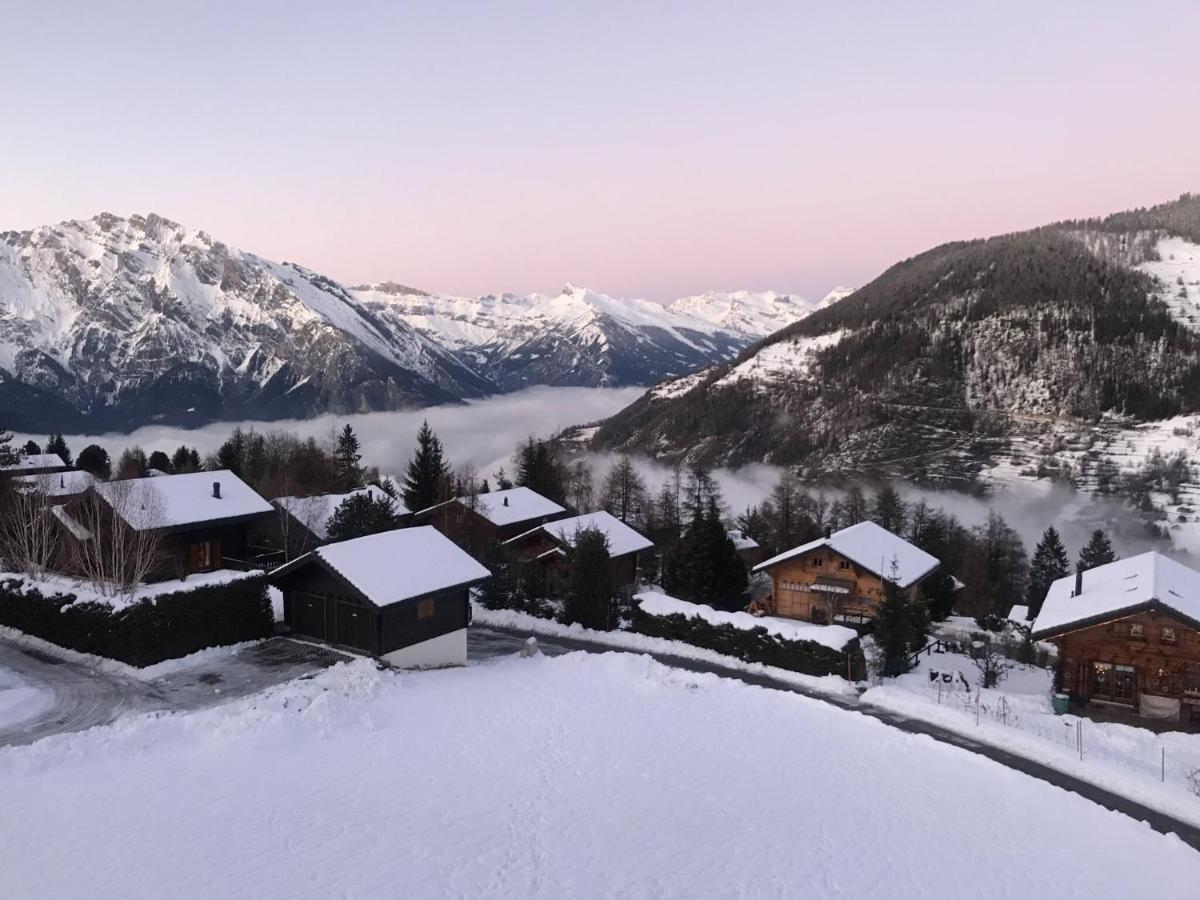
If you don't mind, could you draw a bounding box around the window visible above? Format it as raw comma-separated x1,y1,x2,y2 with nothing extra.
417,599,435,620
1091,662,1136,703
1162,627,1178,644
812,557,824,568
189,539,219,573
1128,623,1145,639
839,560,851,570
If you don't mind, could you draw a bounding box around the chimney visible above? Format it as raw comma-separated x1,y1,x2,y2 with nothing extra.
212,481,222,500
824,525,832,540
503,496,509,507
1072,568,1083,597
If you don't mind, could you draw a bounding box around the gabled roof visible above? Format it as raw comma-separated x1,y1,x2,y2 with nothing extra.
271,526,491,607
275,485,406,540
505,510,654,558
1031,551,1200,638
93,470,273,531
728,529,760,551
1,454,69,472
418,486,566,528
15,470,97,496
753,521,939,589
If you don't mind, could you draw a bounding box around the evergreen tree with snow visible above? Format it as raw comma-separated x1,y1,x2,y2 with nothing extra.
45,434,72,466
561,527,617,630
333,424,364,491
1026,526,1070,618
1077,529,1117,572
326,492,401,542
403,421,450,512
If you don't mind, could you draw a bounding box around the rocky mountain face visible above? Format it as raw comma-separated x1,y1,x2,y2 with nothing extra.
593,194,1200,493
350,283,818,391
0,214,815,431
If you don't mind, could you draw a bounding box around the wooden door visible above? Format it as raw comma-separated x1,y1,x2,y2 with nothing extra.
291,592,327,640
336,602,373,653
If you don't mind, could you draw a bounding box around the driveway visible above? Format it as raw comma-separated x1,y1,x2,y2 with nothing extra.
0,637,348,748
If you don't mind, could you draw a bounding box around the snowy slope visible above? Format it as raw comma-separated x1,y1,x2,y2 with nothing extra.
0,214,493,429
2,653,1198,899
1137,235,1200,330
352,282,813,390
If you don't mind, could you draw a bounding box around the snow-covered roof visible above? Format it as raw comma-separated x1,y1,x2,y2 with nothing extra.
506,510,653,558
15,470,97,496
275,486,405,540
1031,551,1200,637
468,487,566,527
728,529,760,551
1,454,69,472
93,470,273,531
753,521,939,589
1007,605,1030,625
278,526,491,607
51,505,92,540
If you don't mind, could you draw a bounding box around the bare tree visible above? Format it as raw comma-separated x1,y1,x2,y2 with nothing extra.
68,481,167,596
274,492,327,560
970,637,1009,689
0,475,61,576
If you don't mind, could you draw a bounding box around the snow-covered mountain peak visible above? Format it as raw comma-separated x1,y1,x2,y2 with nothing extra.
820,286,856,306
667,290,820,337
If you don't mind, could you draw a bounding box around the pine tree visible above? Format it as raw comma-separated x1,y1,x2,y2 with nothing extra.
333,424,364,490
403,421,450,512
22,440,41,457
561,527,617,630
872,485,907,534
1077,529,1117,572
326,492,401,542
477,543,514,610
76,444,111,480
514,436,566,504
1027,526,1070,618
45,434,72,466
0,428,14,468
147,450,172,473
842,485,868,525
172,445,201,473
873,559,929,676
216,428,247,476
601,455,647,523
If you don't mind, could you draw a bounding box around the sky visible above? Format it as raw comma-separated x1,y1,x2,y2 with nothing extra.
3,1,1198,301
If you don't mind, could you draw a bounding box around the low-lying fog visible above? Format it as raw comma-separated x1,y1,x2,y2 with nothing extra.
21,386,1176,560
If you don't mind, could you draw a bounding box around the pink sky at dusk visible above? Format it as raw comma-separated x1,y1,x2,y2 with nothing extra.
2,1,1198,302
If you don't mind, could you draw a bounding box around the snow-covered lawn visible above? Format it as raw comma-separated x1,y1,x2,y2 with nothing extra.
2,653,1198,898
863,650,1200,829
0,665,52,730
635,589,858,650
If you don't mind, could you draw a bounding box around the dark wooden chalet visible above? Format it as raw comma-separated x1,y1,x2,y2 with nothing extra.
1032,552,1200,725
752,521,940,625
415,486,568,558
269,526,491,668
55,470,275,581
502,510,654,594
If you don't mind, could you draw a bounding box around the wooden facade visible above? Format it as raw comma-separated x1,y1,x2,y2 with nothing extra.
764,546,891,624
1043,608,1200,724
423,501,566,558
505,529,641,594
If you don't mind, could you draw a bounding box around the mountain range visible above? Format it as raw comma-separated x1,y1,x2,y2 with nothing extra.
593,193,1200,493
0,213,819,430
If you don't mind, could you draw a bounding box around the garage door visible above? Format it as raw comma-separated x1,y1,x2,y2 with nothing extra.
337,603,374,653
291,592,327,640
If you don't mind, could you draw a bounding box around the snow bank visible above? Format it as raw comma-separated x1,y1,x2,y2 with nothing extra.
636,590,857,650
0,569,263,612
0,666,53,731
2,654,1198,898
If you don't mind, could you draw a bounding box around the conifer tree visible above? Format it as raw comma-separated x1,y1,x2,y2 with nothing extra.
477,543,514,610
873,558,930,677
514,436,567,505
326,492,401,542
147,450,172,473
333,424,364,491
76,444,111,480
216,428,247,476
403,421,450,512
601,455,647,523
22,440,41,457
872,485,908,534
561,527,617,630
45,433,72,466
1027,526,1070,618
1077,529,1117,572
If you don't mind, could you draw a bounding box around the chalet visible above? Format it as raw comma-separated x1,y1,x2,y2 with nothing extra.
55,470,274,581
269,485,408,558
0,454,72,477
752,521,940,625
1031,552,1200,724
502,510,654,592
269,526,491,668
415,486,567,557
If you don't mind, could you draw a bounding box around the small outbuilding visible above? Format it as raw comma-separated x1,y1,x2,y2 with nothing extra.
269,526,491,668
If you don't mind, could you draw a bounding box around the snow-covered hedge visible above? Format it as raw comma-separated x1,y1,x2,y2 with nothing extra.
629,593,863,680
0,573,273,667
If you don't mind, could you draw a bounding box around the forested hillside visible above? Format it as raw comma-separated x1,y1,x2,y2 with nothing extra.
593,194,1200,488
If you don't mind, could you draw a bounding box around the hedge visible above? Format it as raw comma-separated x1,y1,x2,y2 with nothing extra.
628,605,865,680
0,574,274,667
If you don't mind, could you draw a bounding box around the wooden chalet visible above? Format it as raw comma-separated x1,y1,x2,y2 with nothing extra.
268,485,408,559
54,470,275,582
269,526,491,668
752,521,940,625
415,486,568,557
503,510,654,593
0,454,72,478
728,529,763,567
1031,552,1200,725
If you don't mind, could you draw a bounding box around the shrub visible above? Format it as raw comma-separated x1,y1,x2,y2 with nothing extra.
0,574,273,666
628,605,863,680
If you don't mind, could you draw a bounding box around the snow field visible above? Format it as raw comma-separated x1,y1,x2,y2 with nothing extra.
3,653,1200,899
0,665,53,730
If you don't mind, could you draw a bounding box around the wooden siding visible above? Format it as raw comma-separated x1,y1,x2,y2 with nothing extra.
765,547,890,623
425,500,567,559
1051,609,1200,712
506,531,640,593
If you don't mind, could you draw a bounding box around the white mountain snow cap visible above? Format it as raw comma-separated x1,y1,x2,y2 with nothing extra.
753,521,939,589
1031,551,1200,637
